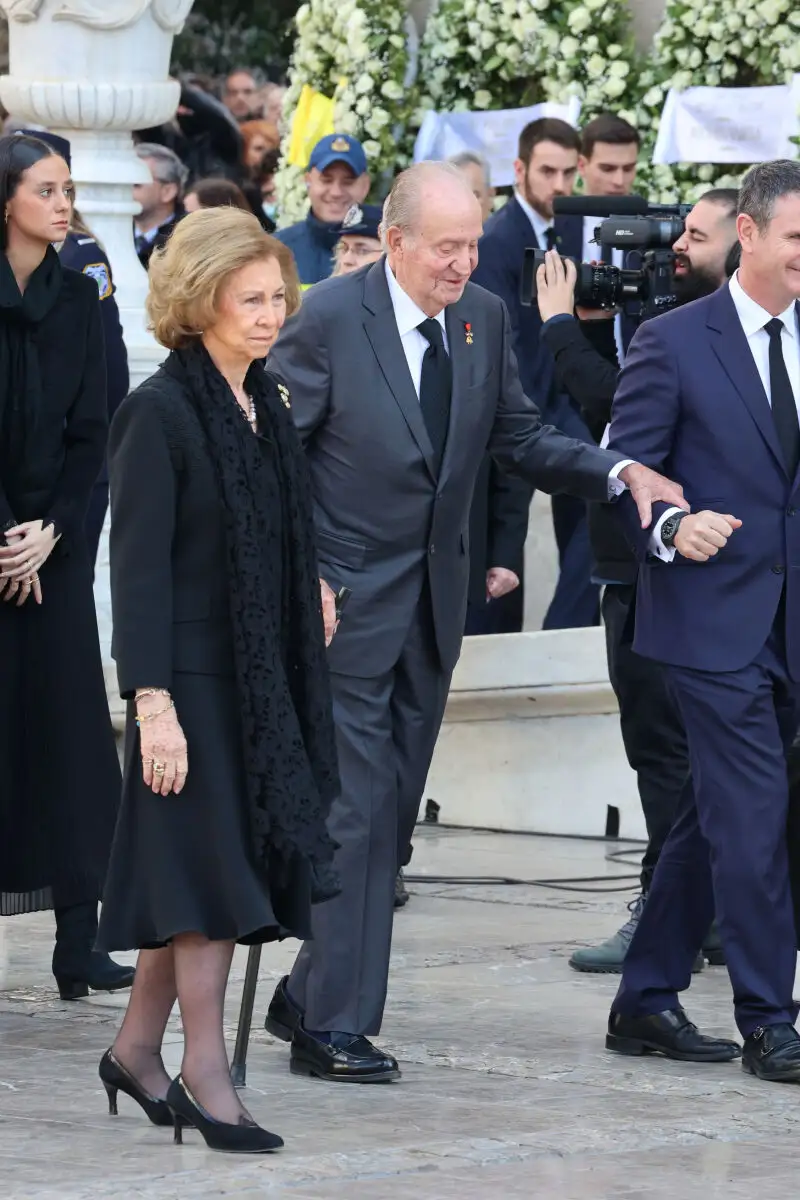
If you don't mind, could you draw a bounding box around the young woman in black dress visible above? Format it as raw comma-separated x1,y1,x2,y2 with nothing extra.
0,134,127,995
98,207,340,1153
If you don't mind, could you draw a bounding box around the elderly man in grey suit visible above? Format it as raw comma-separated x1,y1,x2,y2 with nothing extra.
265,162,684,1083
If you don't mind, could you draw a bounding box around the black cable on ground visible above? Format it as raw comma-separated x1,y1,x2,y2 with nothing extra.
405,828,646,895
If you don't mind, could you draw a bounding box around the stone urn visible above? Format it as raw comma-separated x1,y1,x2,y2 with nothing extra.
0,0,196,387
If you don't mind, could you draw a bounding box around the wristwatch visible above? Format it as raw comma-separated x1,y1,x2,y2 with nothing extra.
660,511,687,548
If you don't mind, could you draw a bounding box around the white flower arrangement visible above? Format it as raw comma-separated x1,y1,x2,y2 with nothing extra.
634,0,800,202
275,0,411,225
413,0,636,127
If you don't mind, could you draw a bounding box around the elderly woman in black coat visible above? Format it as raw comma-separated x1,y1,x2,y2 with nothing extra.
0,134,126,995
97,207,339,1154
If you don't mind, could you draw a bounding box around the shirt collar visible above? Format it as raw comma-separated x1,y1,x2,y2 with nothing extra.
729,270,797,340
384,259,446,338
514,190,552,246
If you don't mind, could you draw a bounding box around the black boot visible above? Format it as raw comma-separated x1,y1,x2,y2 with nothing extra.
53,902,135,1000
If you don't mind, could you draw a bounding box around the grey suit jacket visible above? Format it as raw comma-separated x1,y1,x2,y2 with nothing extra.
268,258,619,678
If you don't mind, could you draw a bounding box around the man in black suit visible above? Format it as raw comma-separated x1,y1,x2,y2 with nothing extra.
263,161,686,1084
472,118,597,630
133,143,186,269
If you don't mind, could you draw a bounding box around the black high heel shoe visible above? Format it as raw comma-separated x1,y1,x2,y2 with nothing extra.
167,1076,283,1154
99,1049,175,1127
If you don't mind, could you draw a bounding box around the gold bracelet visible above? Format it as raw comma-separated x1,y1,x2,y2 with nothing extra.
135,700,175,727
135,687,171,702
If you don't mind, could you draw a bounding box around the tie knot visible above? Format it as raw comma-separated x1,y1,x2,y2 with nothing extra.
765,317,784,340
417,317,444,350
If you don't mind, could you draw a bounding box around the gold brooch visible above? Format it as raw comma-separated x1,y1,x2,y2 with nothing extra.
277,383,291,409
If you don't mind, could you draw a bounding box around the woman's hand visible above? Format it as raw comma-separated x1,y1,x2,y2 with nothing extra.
136,693,189,796
0,519,59,581
0,531,42,606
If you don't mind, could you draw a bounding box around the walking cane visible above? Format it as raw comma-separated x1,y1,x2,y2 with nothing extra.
230,943,262,1088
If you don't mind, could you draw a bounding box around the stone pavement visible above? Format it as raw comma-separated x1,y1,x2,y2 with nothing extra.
1,827,798,1199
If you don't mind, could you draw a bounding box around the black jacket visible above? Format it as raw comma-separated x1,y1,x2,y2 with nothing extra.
135,210,183,270
108,369,235,698
136,86,243,185
1,268,107,553
540,314,634,585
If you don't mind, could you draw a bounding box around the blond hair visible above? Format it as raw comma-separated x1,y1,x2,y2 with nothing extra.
146,207,301,350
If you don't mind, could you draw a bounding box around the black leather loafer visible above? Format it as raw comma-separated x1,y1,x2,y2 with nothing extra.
290,1028,401,1082
742,1023,800,1082
265,976,302,1043
606,1008,741,1062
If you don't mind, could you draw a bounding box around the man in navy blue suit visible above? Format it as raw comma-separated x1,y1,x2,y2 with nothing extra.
605,159,800,1083
472,118,595,630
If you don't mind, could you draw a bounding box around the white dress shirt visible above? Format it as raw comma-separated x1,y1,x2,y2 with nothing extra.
384,259,448,398
514,189,554,249
383,260,632,497
652,271,800,561
582,215,626,367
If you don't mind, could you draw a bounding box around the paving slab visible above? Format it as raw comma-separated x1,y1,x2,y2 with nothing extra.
1,827,797,1199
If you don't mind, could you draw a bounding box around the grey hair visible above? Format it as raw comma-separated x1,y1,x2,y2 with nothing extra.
135,142,189,194
738,159,800,231
447,150,492,189
380,161,474,246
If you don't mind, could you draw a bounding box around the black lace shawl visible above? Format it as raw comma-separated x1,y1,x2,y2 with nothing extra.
163,344,340,902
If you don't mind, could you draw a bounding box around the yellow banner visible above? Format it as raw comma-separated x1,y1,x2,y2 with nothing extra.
287,85,336,168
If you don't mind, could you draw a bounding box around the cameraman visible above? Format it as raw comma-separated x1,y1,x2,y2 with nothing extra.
536,189,739,972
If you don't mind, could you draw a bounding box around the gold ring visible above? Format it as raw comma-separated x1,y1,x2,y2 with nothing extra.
153,762,166,775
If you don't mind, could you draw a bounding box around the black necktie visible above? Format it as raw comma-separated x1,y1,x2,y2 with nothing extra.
417,318,452,471
545,227,557,250
765,317,800,477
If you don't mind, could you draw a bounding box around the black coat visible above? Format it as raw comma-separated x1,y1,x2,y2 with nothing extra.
137,86,243,186
540,314,635,585
0,266,120,912
108,367,236,697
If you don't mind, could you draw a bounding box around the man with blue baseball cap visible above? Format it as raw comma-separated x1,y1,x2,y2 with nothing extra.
275,132,370,286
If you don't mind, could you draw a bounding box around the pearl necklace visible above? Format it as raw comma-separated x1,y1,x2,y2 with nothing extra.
243,394,257,432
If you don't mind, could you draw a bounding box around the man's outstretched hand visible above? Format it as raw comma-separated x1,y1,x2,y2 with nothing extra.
618,463,690,528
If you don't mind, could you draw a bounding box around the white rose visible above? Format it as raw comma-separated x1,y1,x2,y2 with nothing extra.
476,2,493,22
725,13,742,31
567,7,592,34
740,29,757,47
606,43,622,58
674,47,689,65
467,44,482,61
463,0,477,14
369,107,391,129
693,19,709,36
721,60,738,79
708,22,724,38
354,73,373,95
706,41,724,62
480,29,495,49
560,36,580,58
688,47,703,68
608,60,629,78
704,67,721,85
362,140,382,158
474,89,493,109
697,165,715,183
726,39,742,56
584,0,606,9
355,96,371,116
602,77,627,99
585,53,605,79
381,80,404,101
389,34,405,49
506,43,522,64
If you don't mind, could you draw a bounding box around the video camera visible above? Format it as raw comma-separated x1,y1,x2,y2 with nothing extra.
520,195,693,322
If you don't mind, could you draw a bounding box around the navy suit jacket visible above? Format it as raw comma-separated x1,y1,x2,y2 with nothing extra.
607,283,800,680
472,196,585,432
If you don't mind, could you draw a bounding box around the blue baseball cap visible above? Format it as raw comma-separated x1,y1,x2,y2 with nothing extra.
340,203,382,240
308,133,368,177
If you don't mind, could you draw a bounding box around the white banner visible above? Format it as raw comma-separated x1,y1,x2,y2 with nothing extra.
413,99,582,187
653,79,800,165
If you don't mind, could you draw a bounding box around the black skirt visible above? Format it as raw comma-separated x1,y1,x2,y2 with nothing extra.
96,671,313,951
0,543,121,915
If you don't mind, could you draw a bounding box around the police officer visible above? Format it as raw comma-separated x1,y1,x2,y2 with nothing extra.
19,130,130,571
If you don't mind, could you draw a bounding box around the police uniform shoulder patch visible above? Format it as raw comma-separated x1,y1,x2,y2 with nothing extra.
83,261,112,300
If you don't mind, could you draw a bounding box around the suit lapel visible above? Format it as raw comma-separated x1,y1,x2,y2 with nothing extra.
707,285,787,479
362,260,437,482
441,299,474,482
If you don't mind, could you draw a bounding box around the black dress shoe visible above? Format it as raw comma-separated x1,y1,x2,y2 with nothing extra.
265,976,302,1043
606,1008,741,1062
290,1028,401,1082
742,1023,800,1082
